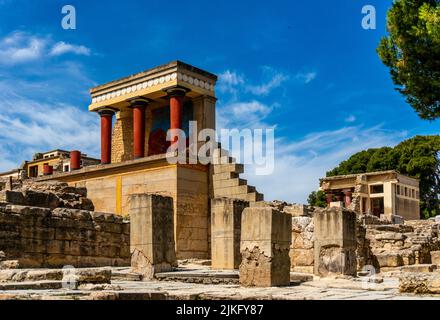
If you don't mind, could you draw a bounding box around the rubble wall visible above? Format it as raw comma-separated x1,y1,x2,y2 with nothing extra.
0,203,130,268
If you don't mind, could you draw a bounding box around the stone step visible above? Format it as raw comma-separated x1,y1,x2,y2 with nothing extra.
0,280,63,290
400,264,437,273
212,172,240,181
155,270,239,285
0,267,112,284
212,148,232,163
213,163,244,174
111,270,142,281
214,185,255,197
244,192,264,202
213,178,247,189
375,253,404,268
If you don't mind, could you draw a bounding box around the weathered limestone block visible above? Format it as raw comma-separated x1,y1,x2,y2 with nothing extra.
400,264,437,273
0,260,19,270
129,194,177,280
239,207,291,287
283,204,311,217
211,198,249,270
0,203,130,268
431,251,440,266
314,207,357,277
290,216,314,271
375,253,404,268
399,272,440,294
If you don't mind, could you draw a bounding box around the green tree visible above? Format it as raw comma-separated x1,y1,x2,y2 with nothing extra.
307,190,327,208
318,135,440,218
377,0,440,120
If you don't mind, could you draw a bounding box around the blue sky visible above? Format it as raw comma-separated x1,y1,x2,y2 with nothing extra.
0,0,439,203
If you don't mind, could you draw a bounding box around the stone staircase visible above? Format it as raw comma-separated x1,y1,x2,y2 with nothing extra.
211,148,264,203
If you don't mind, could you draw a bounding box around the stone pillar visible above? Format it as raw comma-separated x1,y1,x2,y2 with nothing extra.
239,207,292,287
43,164,53,176
5,177,12,191
99,109,115,165
70,150,81,171
129,194,177,280
167,87,187,145
129,98,149,159
313,207,357,277
211,198,249,270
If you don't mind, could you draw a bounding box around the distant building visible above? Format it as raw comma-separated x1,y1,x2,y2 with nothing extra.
0,169,21,180
320,170,420,220
0,149,100,179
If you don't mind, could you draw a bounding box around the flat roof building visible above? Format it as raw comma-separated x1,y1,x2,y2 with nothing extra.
320,170,420,220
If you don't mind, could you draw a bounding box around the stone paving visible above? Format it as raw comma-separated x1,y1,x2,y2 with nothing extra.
1,271,440,300
1,263,440,300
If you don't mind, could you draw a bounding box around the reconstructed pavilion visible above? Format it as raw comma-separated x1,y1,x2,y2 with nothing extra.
37,61,264,259
320,170,420,220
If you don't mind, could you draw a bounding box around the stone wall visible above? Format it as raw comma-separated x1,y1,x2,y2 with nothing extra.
0,181,130,268
290,216,314,273
0,204,130,268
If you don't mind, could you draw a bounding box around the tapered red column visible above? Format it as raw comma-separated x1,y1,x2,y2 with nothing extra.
344,190,352,207
70,150,81,170
129,98,149,159
99,109,115,164
167,88,187,145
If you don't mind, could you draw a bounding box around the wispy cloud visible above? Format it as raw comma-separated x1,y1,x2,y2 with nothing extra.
0,31,97,172
295,71,317,84
345,114,356,123
49,41,91,57
0,31,91,65
246,73,289,96
217,100,276,129
242,125,408,203
0,32,47,64
0,83,99,172
217,70,244,95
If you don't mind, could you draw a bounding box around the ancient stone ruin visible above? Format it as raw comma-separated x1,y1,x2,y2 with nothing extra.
0,181,129,269
0,61,439,300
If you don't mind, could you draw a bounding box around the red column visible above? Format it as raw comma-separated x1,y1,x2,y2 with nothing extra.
325,193,333,205
130,99,149,159
168,89,186,144
43,164,53,176
344,190,352,207
70,150,81,170
99,109,115,164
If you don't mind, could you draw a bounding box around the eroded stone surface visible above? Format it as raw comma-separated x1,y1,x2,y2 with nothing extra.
239,207,291,287
314,207,357,276
129,194,177,280
399,272,440,294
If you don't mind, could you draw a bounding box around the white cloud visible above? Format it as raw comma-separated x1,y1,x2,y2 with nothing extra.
218,68,289,97
0,31,91,65
217,70,244,95
215,68,406,204
345,114,356,123
0,32,46,64
295,72,317,84
246,73,289,96
0,81,99,172
241,125,407,204
49,41,91,57
217,100,275,130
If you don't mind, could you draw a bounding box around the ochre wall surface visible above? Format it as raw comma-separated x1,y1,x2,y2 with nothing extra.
41,159,210,259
